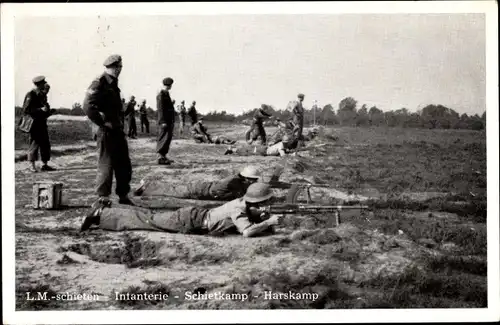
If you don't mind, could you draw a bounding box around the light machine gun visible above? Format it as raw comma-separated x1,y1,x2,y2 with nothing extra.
264,203,369,226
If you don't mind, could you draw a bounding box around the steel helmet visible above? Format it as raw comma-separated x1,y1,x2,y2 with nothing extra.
282,134,292,144
239,166,261,180
243,183,274,203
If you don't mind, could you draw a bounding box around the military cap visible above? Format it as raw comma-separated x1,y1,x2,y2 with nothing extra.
297,93,305,99
32,76,46,84
163,77,174,86
181,100,185,104
103,54,122,67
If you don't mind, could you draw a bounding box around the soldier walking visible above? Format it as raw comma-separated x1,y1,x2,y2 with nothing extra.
139,100,149,134
125,96,137,139
188,100,198,125
83,54,134,206
246,105,272,145
156,77,176,165
178,100,187,135
22,76,56,172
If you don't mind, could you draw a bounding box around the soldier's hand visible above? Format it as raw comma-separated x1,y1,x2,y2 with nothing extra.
161,123,167,128
103,122,114,130
269,214,284,225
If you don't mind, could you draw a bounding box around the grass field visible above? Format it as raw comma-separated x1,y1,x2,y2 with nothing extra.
14,116,487,310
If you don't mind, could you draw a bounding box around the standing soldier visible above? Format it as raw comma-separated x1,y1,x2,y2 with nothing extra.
83,54,134,206
125,96,137,139
246,105,272,145
188,100,198,125
178,100,187,136
139,99,149,134
292,93,305,146
22,76,56,172
156,77,176,165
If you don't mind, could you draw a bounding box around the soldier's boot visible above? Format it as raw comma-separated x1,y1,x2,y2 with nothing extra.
80,198,112,232
118,196,135,206
41,163,56,171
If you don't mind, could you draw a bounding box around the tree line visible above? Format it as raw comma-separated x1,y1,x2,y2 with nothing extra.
15,96,486,130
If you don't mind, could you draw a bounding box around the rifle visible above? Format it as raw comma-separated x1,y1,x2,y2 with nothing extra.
265,203,369,226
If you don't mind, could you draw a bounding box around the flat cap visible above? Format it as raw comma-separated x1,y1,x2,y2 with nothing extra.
103,54,122,67
297,93,305,99
163,77,174,86
32,76,46,84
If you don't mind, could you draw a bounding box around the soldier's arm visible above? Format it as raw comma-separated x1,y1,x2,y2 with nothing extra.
237,212,277,237
22,92,43,118
157,93,165,125
83,79,106,127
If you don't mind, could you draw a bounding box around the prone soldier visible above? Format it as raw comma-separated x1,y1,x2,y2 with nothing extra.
133,165,262,200
156,77,176,165
225,134,299,157
83,54,134,206
81,182,283,238
22,76,56,172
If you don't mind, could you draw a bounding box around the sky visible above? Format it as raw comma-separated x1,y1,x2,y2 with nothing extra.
14,13,486,115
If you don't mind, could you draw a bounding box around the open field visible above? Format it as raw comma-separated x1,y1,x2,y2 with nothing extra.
14,118,487,310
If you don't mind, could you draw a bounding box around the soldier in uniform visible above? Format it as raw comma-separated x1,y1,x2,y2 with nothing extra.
246,105,272,145
81,182,284,238
133,165,261,200
292,93,305,146
225,134,299,157
156,77,176,165
188,100,198,125
23,76,57,172
191,117,213,143
139,99,149,134
83,54,134,206
178,100,187,135
125,96,137,139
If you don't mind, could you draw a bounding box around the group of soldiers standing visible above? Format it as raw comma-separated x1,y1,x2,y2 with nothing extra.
21,54,313,238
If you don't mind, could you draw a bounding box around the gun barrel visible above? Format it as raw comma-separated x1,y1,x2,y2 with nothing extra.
268,204,369,213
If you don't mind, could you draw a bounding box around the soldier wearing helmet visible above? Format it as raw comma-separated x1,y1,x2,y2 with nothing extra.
81,182,283,237
133,165,262,201
225,133,299,157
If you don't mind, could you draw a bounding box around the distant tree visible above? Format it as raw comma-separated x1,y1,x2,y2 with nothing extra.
71,102,85,116
337,97,358,126
368,106,384,126
356,104,370,126
320,104,337,125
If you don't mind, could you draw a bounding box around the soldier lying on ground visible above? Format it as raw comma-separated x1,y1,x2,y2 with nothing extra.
81,183,284,238
224,134,299,157
191,118,236,144
133,165,264,200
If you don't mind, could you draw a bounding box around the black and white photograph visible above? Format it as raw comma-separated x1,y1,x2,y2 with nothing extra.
2,1,499,324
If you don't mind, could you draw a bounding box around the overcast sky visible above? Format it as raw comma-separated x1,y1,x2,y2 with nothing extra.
14,14,485,115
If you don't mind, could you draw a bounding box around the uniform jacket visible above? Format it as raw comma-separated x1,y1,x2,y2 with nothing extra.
157,89,175,125
23,89,52,122
125,100,137,119
83,72,123,129
139,103,148,116
188,105,198,123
